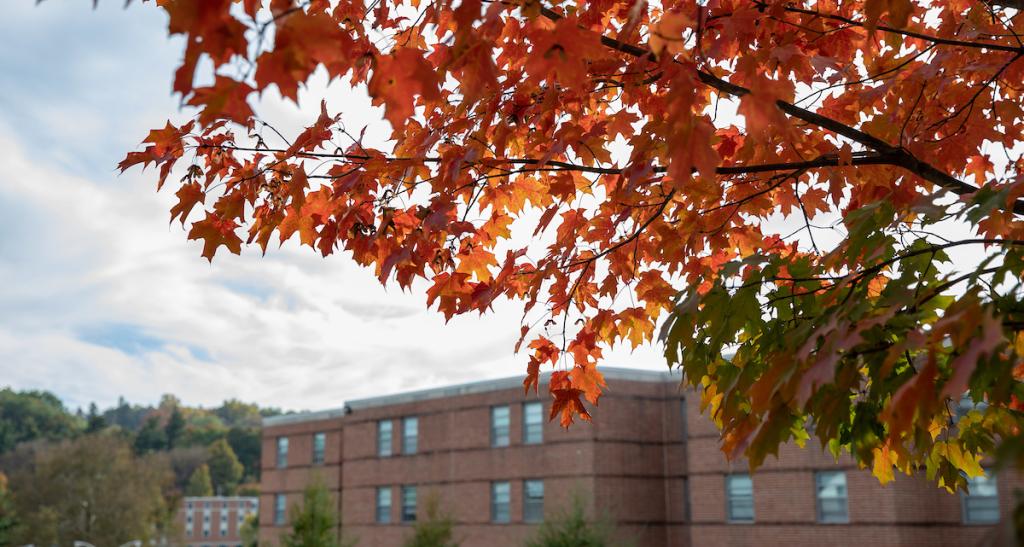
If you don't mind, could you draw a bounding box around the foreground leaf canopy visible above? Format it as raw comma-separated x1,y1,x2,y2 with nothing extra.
121,0,1024,488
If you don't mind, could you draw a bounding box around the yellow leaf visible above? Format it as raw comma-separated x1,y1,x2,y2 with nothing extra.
872,445,896,485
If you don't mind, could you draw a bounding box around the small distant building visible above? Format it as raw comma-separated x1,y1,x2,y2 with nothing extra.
179,496,258,547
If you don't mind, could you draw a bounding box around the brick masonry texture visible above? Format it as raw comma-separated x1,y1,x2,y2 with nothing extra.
258,369,1022,546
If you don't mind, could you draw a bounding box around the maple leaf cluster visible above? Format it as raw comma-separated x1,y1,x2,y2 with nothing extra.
119,0,1024,488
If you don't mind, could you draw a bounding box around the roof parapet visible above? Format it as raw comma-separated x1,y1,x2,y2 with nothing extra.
262,366,678,427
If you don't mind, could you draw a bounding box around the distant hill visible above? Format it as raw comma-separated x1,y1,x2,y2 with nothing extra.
0,387,295,491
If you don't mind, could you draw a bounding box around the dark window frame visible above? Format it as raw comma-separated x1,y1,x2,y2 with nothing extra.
491,481,511,523
312,432,326,465
961,471,1000,524
523,479,544,523
273,494,286,526
378,420,393,458
276,436,289,468
814,471,849,524
725,474,754,523
522,402,543,444
376,486,392,524
402,417,419,455
491,405,511,447
401,485,417,523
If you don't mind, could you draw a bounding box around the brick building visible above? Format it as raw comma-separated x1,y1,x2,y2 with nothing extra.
179,496,258,546
259,367,1020,546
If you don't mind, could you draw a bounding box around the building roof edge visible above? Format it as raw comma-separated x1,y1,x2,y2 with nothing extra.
262,366,678,427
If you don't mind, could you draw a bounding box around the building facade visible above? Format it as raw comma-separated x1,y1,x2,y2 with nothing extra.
259,368,1020,546
179,496,258,547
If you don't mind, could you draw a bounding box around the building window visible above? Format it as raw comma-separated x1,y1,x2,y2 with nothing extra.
682,477,691,522
725,474,754,522
313,432,326,465
377,487,392,524
276,436,289,468
523,480,544,523
187,501,194,510
962,472,1000,524
491,405,510,447
523,402,543,444
815,471,849,523
402,417,419,455
186,525,193,537
491,482,511,523
401,486,417,523
378,420,393,457
274,494,286,526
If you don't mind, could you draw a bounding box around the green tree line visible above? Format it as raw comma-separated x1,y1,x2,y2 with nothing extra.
0,388,285,490
0,387,292,545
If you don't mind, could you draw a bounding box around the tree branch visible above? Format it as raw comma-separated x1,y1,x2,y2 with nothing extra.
537,6,1024,216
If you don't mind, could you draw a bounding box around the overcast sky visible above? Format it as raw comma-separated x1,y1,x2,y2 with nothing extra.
0,1,667,413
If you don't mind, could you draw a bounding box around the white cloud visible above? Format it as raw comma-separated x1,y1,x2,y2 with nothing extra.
0,1,667,413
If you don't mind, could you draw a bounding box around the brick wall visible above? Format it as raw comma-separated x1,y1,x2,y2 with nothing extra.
259,370,1021,547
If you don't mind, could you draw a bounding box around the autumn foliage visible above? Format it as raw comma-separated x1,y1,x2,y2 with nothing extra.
121,0,1024,489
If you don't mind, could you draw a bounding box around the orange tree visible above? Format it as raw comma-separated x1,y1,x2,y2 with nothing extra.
121,0,1024,489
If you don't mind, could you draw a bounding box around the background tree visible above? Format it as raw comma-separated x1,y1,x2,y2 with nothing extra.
0,389,81,453
0,473,18,547
185,463,214,497
122,0,1024,488
85,402,106,434
239,512,259,547
0,388,276,494
403,494,458,547
165,406,185,449
105,396,149,431
216,399,265,429
207,438,243,495
525,494,617,547
280,480,355,547
227,426,262,481
7,433,171,545
134,415,167,454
